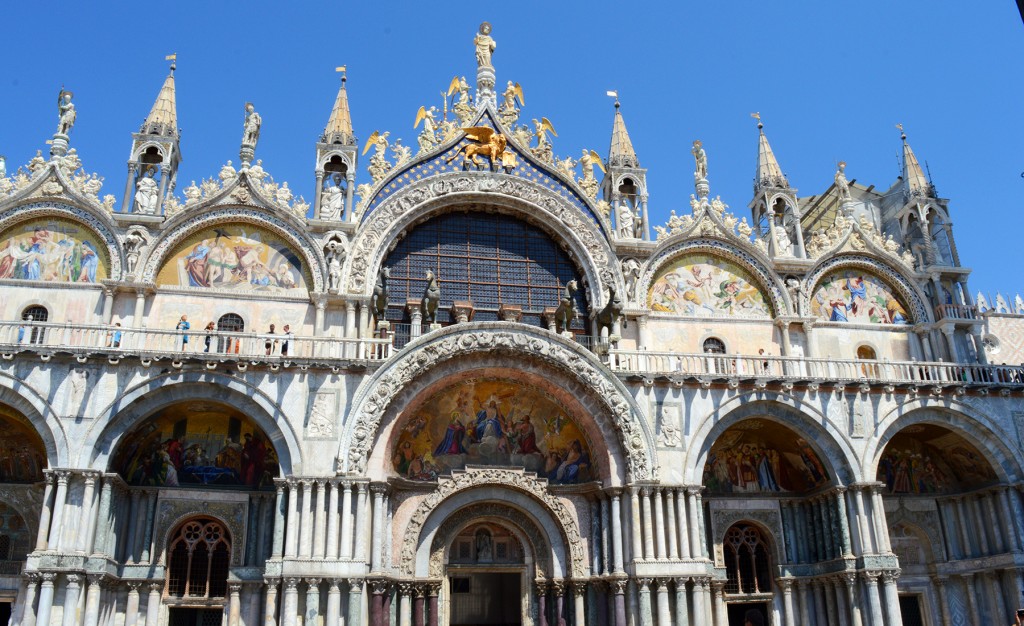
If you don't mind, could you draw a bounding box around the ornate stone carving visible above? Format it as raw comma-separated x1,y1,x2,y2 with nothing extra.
154,497,248,566
344,172,616,300
427,501,550,577
710,508,783,567
340,326,653,480
399,468,586,578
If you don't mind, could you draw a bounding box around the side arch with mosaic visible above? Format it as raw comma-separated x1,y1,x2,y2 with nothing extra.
805,255,929,325
0,207,117,283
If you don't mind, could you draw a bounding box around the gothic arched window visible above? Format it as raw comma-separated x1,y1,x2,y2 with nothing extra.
166,518,231,599
724,524,772,595
21,306,48,345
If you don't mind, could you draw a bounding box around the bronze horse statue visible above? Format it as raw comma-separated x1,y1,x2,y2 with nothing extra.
372,267,390,321
596,285,626,337
554,279,578,334
421,269,440,324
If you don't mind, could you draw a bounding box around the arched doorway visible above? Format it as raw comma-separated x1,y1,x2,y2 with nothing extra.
445,522,527,626
165,517,232,626
875,421,1007,625
722,523,773,626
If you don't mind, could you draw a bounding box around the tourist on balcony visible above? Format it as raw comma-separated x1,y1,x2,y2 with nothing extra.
176,315,190,350
108,323,122,349
265,324,277,356
203,322,215,353
281,324,292,357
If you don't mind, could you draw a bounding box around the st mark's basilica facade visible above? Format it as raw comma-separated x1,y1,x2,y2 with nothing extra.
0,23,1023,626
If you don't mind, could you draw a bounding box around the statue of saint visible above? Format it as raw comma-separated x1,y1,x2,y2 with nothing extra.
474,22,496,69
835,161,851,201
242,103,262,147
617,203,636,239
692,140,707,180
134,168,160,214
321,174,344,220
57,88,76,135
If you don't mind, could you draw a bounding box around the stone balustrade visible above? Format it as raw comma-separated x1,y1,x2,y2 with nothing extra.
608,348,1024,386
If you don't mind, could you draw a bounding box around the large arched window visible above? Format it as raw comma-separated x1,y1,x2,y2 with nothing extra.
724,523,772,595
21,306,48,345
382,211,587,333
166,518,230,600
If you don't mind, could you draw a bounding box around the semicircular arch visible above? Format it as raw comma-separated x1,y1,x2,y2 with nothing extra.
140,207,326,292
805,254,929,325
0,201,123,282
865,399,1022,486
83,373,302,475
0,372,69,468
685,394,859,486
401,469,585,578
341,323,655,483
429,504,544,578
639,238,787,317
343,172,620,309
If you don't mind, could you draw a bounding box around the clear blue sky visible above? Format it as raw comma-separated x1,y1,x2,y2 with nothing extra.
1,2,1021,300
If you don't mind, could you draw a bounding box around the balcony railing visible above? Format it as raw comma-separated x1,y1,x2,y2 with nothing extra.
934,304,979,321
608,349,1024,386
0,321,393,362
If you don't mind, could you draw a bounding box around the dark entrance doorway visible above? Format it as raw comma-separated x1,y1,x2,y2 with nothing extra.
0,601,12,626
727,601,770,626
899,595,925,626
449,572,521,626
167,607,224,626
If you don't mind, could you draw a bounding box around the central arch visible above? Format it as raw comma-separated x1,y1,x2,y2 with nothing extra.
340,324,656,482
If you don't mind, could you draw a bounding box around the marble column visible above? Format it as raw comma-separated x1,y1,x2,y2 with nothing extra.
139,491,157,563
640,488,655,559
998,488,1020,552
572,582,586,626
779,579,796,626
35,574,56,626
692,578,710,626
35,474,55,550
325,580,342,626
982,571,1003,626
91,477,113,555
228,583,243,626
610,581,626,626
599,496,611,576
675,488,690,559
396,583,411,626
124,582,141,626
655,580,671,626
836,489,853,558
665,490,679,559
18,574,39,626
686,488,702,559
313,481,327,558
265,580,280,626
285,481,300,558
552,581,565,626
852,486,874,554
61,575,82,626
672,578,689,626
861,572,883,626
83,575,103,626
48,471,70,552
535,581,548,626
870,486,891,553
282,578,300,626
832,579,849,626
970,495,991,555
78,473,98,553
299,480,314,558
609,491,625,573
426,583,439,626
347,580,363,626
590,499,602,576
637,579,652,626
823,579,837,626
370,485,387,572
842,573,862,626
932,577,952,626
796,580,811,626
813,580,827,626
412,585,425,626
370,581,386,626
962,575,979,625
630,487,643,564
354,483,369,562
144,582,161,626
653,489,667,560
340,482,354,559
711,581,727,626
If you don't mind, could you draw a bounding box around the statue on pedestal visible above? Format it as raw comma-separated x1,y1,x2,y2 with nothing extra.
692,140,707,181
321,174,344,220
57,88,76,135
474,22,496,69
134,167,160,214
835,161,851,201
242,103,262,148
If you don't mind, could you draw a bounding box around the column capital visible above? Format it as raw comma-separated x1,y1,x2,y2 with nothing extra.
841,572,858,587
610,579,628,595
413,583,426,598
930,575,946,588
572,581,587,596
534,579,548,595
228,582,242,594
347,578,363,593
65,574,82,587
710,580,726,594
284,577,301,590
655,578,670,592
327,578,341,592
425,581,441,596
53,470,72,484
304,577,322,588
636,578,653,592
776,577,794,592
40,572,57,585
397,581,413,595
87,573,105,585
370,579,389,595
126,580,143,592
550,579,565,596
370,482,389,496
860,570,881,583
881,570,900,584
147,582,162,593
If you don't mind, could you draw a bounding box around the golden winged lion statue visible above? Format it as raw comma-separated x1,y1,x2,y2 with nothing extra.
446,126,509,170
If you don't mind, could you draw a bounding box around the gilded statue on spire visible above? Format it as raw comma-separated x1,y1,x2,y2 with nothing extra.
474,22,496,69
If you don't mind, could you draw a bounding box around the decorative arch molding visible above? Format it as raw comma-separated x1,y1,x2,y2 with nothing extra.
157,508,246,568
804,254,929,324
610,172,648,196
866,399,1022,484
83,373,302,474
342,171,620,307
427,503,546,578
0,200,124,281
638,238,788,316
0,372,69,467
131,140,172,162
400,467,585,578
340,323,655,481
709,513,785,569
685,393,859,485
140,207,326,292
317,148,355,172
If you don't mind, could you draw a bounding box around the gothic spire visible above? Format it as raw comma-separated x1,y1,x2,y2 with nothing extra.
322,67,355,145
899,124,933,199
752,114,787,191
607,98,638,168
141,55,178,137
